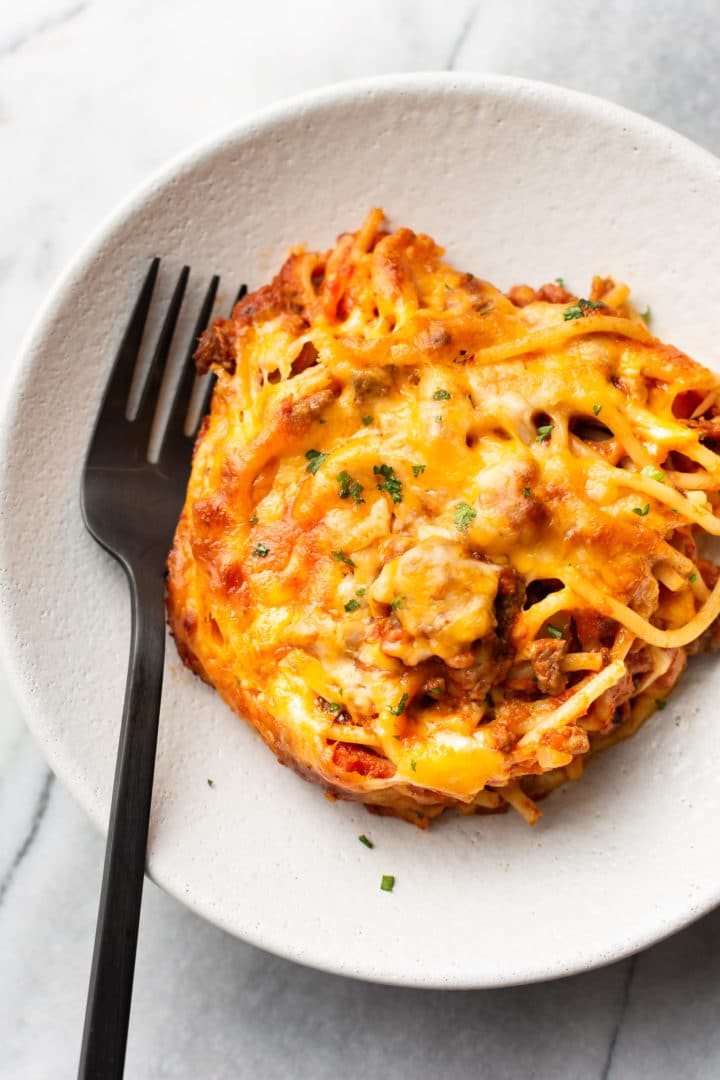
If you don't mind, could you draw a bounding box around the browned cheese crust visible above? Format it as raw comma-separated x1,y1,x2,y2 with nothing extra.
167,210,720,826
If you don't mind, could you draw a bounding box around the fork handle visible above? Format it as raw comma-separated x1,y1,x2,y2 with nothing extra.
78,566,167,1080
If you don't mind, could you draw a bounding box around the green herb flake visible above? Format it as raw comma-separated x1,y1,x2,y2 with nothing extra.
249,515,258,525
355,587,366,598
410,759,417,772
641,465,666,483
454,502,477,532
391,595,406,611
317,417,327,424
253,543,270,558
632,504,650,517
344,598,361,613
412,464,426,478
428,687,443,697
305,449,329,474
641,305,652,321
207,778,215,788
690,572,698,584
389,692,409,717
536,423,554,443
361,414,373,426
655,698,667,710
523,487,531,498
380,875,395,892
336,470,365,505
546,625,564,639
564,298,604,321
328,702,341,713
592,404,602,417
432,389,451,401
555,277,565,287
332,549,356,569
434,415,443,423
359,834,374,849
374,463,403,503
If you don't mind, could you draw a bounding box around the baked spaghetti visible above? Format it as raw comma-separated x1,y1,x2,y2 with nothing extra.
167,210,720,826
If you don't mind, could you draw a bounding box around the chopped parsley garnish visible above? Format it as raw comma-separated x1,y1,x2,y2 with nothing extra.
391,595,406,611
655,698,667,710
332,549,356,568
523,487,531,498
249,515,258,525
305,449,329,474
374,464,403,503
410,759,417,772
356,587,366,597
428,687,443,697
317,417,327,424
564,298,605,320
554,277,565,287
389,692,409,716
344,599,361,613
641,305,652,321
641,465,666,483
207,778,215,788
336,470,365,504
412,464,426,477
592,404,602,416
380,875,395,892
454,502,477,532
690,572,698,584
359,834,374,849
536,423,554,442
476,305,494,316
432,389,451,400
632,504,650,517
434,415,443,423
253,543,270,557
327,702,341,713
361,415,373,426
546,625,564,639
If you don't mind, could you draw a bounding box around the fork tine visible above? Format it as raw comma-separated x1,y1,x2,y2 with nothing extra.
98,258,160,423
133,265,190,437
161,274,220,449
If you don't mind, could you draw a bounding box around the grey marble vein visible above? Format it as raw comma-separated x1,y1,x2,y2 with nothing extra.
0,1,89,60
0,768,53,907
601,956,637,1080
445,4,479,71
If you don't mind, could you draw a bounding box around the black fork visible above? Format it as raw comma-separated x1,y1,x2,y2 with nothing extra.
78,261,241,1078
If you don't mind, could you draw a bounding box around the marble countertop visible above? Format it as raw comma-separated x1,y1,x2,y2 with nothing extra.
3,2,720,1077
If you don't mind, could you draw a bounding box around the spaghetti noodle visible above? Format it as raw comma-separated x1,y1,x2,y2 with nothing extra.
167,210,720,826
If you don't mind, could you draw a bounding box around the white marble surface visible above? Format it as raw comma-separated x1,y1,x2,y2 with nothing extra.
3,2,720,1077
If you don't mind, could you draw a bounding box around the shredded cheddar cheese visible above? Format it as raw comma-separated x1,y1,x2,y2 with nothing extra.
166,211,720,827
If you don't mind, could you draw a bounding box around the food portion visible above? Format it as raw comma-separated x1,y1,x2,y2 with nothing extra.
167,209,720,826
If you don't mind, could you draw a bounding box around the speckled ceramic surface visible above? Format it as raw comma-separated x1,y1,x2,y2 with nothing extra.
2,73,720,988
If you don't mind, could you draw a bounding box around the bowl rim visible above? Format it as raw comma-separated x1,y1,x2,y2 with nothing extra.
3,70,720,988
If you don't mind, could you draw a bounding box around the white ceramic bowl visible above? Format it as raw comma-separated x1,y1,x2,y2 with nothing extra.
3,73,720,988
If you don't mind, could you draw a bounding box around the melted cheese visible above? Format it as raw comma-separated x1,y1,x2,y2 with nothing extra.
167,210,720,826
